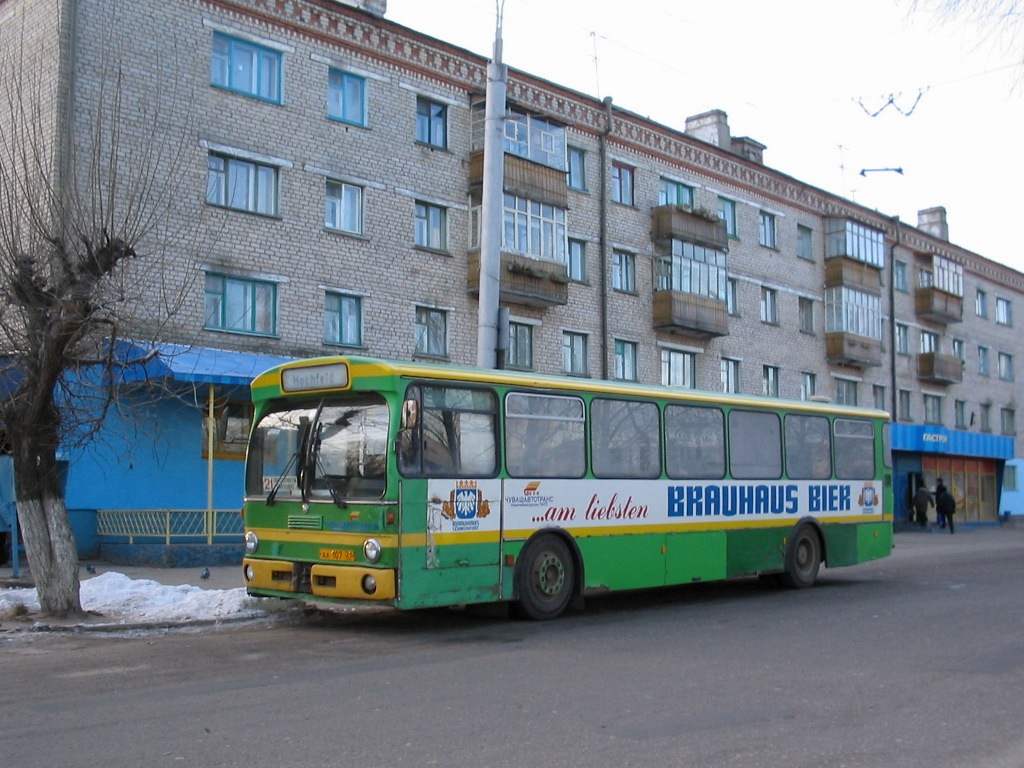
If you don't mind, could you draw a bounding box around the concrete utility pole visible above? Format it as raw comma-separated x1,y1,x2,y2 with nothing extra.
476,1,507,369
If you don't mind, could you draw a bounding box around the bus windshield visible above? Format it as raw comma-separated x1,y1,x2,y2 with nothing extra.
245,393,389,503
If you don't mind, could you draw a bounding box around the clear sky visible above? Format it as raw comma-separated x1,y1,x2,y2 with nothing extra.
385,0,1024,273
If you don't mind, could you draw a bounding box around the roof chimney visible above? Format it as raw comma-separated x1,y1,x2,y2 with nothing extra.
918,207,949,242
685,109,731,150
730,136,766,165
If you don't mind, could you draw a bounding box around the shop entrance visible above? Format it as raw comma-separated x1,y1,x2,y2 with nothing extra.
922,456,998,523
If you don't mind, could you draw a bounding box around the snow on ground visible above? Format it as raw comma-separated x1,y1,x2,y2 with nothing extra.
0,572,270,625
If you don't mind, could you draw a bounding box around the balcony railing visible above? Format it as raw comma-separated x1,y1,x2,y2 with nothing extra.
468,150,568,207
651,205,729,251
652,290,729,338
917,352,964,384
915,286,963,324
824,256,882,294
467,250,569,308
825,332,883,367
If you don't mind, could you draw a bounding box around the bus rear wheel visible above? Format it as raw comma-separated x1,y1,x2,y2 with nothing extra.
516,534,575,620
780,525,821,589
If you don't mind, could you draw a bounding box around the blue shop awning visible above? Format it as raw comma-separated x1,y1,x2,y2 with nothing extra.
890,423,1015,460
116,341,296,388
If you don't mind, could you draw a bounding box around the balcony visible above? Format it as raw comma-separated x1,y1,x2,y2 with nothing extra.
826,332,883,367
652,290,729,338
824,257,882,294
917,352,963,384
467,251,568,308
915,286,963,324
468,150,568,207
651,205,729,251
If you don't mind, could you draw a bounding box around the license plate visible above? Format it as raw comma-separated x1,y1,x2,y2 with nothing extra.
319,548,355,562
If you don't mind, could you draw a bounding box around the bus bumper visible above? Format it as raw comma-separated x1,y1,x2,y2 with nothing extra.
243,558,396,601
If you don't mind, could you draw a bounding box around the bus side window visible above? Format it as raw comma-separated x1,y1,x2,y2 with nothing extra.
505,392,585,478
591,398,660,479
834,418,875,479
665,405,726,479
784,414,832,479
729,410,782,480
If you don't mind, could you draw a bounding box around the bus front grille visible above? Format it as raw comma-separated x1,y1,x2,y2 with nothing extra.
287,515,323,530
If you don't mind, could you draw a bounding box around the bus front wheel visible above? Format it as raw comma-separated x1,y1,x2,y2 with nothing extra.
780,525,821,589
516,534,575,620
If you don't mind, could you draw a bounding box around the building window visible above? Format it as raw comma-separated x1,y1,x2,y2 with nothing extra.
998,352,1014,381
567,238,586,282
415,201,447,251
835,379,858,406
491,107,567,170
924,394,942,425
825,286,882,340
721,358,740,393
1002,408,1017,436
206,153,278,216
976,289,988,318
327,69,366,126
416,97,447,148
202,399,253,460
611,162,634,205
614,340,638,381
873,385,886,411
325,180,363,234
825,218,884,268
981,403,992,433
415,306,447,357
758,212,777,249
799,297,814,333
499,194,566,261
508,322,533,370
324,292,362,347
898,389,912,421
979,346,990,376
1007,464,1019,491
612,250,636,292
204,273,276,335
567,147,587,191
762,365,780,397
563,332,588,376
952,338,965,360
895,323,909,355
894,261,908,292
661,349,696,388
920,330,938,354
727,278,739,316
760,287,778,324
997,297,1013,326
954,399,966,428
210,32,281,103
797,225,813,261
659,178,694,208
718,197,737,237
800,372,817,401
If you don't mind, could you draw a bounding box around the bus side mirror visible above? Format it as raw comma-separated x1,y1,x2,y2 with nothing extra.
401,399,419,430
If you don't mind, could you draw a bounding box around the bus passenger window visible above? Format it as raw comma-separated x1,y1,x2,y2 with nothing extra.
834,418,875,480
399,385,497,478
784,414,832,479
729,410,782,480
665,405,725,479
505,392,585,478
591,398,660,478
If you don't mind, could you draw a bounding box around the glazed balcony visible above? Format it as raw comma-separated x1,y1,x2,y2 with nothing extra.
915,286,963,324
651,205,729,251
467,251,569,308
825,332,883,368
652,290,729,339
917,352,963,384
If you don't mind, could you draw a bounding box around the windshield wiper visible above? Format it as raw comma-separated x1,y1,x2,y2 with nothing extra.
297,400,325,503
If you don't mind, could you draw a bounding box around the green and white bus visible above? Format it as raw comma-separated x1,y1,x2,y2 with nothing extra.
242,356,893,620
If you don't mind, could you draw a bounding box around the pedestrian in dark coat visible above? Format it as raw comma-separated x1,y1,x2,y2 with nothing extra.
913,483,933,528
935,478,948,528
936,488,956,534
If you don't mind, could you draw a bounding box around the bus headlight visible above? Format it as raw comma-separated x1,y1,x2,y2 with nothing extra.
362,574,377,594
244,531,259,553
363,538,382,563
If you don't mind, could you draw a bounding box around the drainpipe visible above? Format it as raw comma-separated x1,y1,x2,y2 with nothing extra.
598,96,613,380
889,217,900,421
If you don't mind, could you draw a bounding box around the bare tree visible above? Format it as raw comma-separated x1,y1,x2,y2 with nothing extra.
914,0,1024,67
0,8,202,616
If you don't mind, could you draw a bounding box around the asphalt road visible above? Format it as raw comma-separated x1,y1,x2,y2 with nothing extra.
2,528,1023,768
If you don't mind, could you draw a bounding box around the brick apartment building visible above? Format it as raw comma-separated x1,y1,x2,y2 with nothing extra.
0,0,1019,557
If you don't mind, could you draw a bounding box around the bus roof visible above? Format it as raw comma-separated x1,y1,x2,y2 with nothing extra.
252,355,890,420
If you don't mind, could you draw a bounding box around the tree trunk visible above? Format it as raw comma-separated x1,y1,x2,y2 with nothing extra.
11,434,82,617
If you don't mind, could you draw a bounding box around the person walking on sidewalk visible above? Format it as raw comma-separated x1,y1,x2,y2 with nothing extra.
936,485,956,534
935,478,948,529
912,477,933,528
